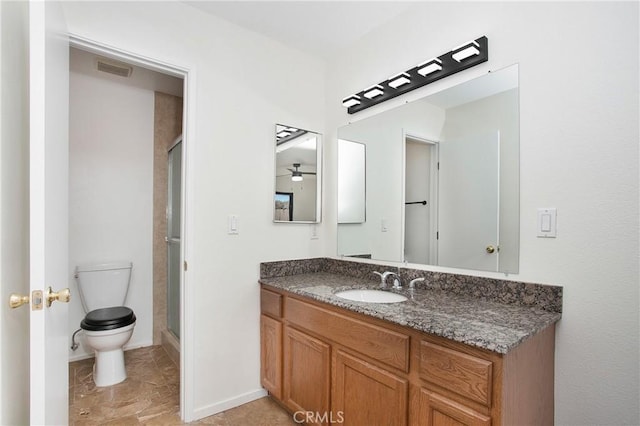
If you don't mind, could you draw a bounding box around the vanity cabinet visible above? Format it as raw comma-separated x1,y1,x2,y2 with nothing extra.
260,286,555,425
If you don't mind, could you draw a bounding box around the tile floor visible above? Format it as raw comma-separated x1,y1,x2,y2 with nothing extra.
69,345,296,425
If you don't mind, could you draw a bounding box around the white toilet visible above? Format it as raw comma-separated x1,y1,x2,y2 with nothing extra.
76,262,137,387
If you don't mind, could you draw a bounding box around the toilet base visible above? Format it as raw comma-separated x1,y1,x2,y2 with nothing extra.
93,347,127,387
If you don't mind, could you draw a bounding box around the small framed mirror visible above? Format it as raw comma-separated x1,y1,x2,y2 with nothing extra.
274,124,322,223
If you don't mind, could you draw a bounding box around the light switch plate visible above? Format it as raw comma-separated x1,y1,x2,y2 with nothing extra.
537,208,557,238
228,214,239,234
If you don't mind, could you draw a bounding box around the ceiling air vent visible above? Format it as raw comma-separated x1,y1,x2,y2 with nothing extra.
95,57,133,78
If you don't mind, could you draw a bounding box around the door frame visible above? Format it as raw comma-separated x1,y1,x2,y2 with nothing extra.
401,132,439,265
68,34,196,421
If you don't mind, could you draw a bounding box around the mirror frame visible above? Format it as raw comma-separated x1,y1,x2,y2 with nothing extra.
273,124,322,224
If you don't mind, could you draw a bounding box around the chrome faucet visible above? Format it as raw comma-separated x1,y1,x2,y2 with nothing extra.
373,271,400,289
409,277,425,289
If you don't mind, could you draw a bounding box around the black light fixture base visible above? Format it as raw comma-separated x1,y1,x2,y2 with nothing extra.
345,36,488,114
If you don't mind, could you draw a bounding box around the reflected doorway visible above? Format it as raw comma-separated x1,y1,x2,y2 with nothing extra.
403,135,439,265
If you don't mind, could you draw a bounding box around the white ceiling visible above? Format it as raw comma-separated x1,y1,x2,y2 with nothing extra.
184,2,515,108
184,1,414,59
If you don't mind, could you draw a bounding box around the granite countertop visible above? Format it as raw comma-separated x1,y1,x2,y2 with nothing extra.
260,272,562,354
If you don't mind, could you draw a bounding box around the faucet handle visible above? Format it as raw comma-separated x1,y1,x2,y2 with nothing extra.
409,277,425,289
391,275,402,290
373,271,396,288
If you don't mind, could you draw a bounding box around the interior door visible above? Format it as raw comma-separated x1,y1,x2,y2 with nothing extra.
29,1,70,424
438,131,500,272
0,1,31,424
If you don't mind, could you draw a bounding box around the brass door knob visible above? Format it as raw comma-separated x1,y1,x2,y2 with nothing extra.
9,293,30,309
46,287,71,307
485,245,496,254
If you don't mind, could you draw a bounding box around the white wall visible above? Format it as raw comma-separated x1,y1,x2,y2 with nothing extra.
0,1,30,424
62,1,326,420
326,2,639,424
68,61,155,359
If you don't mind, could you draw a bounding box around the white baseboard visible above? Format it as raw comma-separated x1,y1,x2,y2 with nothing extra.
190,388,268,422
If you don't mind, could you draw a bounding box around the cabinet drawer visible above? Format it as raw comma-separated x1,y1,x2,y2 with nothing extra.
261,288,282,318
286,297,409,372
420,341,492,406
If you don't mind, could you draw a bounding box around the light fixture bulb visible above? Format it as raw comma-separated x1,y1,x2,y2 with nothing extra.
291,173,303,182
417,58,442,76
388,73,411,89
363,85,384,99
342,95,361,108
451,41,480,62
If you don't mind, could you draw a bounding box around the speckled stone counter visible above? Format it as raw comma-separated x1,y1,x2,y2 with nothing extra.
259,258,562,354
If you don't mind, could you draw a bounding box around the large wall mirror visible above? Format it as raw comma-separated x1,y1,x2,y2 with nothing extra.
274,124,322,223
337,64,519,273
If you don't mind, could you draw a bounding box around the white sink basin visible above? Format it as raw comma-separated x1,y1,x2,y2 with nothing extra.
335,289,408,303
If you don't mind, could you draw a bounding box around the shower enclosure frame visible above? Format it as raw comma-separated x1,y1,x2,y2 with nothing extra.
167,136,182,340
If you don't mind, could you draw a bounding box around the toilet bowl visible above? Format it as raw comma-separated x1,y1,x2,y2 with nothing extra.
80,306,136,386
76,262,136,387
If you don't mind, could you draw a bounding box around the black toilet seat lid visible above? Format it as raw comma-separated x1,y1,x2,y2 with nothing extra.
81,306,136,331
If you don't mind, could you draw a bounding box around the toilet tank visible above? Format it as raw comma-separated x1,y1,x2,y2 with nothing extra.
75,262,133,312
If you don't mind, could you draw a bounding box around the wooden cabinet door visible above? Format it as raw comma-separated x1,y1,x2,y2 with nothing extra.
283,326,331,424
260,314,282,399
418,389,490,426
333,350,408,426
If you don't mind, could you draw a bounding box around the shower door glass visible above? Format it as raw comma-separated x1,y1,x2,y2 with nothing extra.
167,140,182,339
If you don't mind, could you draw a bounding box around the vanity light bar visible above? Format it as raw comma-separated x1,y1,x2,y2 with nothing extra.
276,130,291,139
342,35,488,114
276,127,308,144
